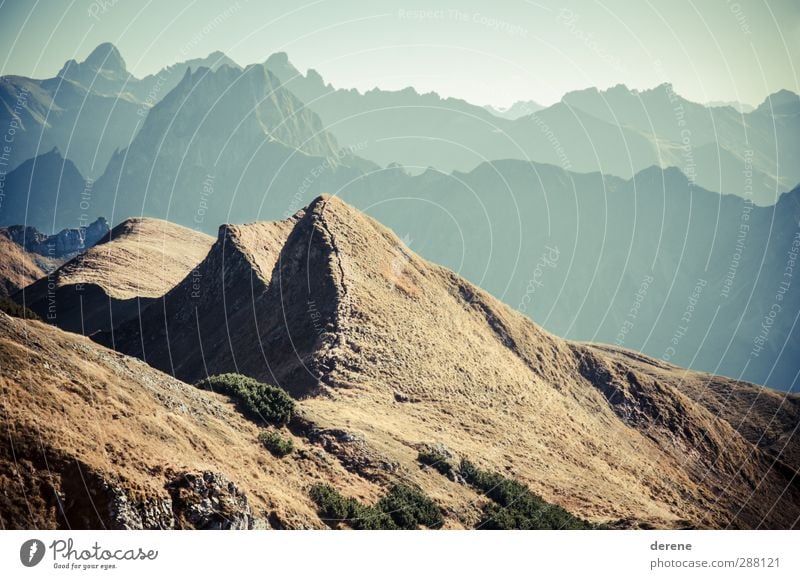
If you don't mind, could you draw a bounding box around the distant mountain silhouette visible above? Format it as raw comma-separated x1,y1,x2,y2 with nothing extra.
0,43,238,177
264,54,798,204
0,148,88,232
91,62,370,226
706,100,754,114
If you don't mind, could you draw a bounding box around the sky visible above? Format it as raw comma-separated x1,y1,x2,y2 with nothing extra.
0,0,798,108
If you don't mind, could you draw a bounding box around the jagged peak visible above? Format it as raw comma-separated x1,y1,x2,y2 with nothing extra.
83,42,127,72
264,52,302,77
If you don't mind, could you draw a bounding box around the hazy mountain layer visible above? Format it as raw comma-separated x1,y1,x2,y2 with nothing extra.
0,43,238,177
265,54,797,204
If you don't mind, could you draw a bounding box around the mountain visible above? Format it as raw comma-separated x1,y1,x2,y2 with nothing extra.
483,99,544,119
88,123,800,392
0,148,89,232
59,43,240,103
1,216,109,258
263,52,599,177
91,62,368,227
17,218,213,335
0,68,142,178
56,42,132,98
264,54,797,203
559,84,799,204
95,196,799,528
0,43,238,177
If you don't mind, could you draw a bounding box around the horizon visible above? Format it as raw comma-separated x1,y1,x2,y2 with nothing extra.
5,39,797,111
1,0,798,108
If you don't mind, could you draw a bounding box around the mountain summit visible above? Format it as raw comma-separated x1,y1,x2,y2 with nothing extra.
81,42,128,74
57,41,131,91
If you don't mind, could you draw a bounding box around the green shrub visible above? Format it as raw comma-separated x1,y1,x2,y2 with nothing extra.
197,373,294,425
377,484,444,529
309,483,443,529
459,459,592,530
258,430,294,457
0,296,40,320
417,447,453,476
309,484,397,530
349,502,398,530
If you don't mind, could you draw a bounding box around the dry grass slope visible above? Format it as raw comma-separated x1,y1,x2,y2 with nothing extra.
0,312,395,529
17,218,214,335
0,236,49,297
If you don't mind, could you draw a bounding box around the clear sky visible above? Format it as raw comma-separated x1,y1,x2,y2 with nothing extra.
1,0,798,107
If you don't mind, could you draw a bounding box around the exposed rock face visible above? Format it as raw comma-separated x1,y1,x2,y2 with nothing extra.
103,195,800,529
166,471,266,530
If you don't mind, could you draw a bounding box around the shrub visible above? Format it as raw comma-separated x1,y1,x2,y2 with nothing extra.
197,373,294,425
417,447,453,476
309,484,397,530
377,484,444,529
309,484,352,521
349,502,398,530
459,459,592,530
309,483,443,529
258,430,294,457
0,296,40,320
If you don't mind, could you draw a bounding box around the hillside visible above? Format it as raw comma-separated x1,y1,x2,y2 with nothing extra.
18,218,213,335
0,312,389,529
0,217,109,297
103,195,800,528
0,236,48,297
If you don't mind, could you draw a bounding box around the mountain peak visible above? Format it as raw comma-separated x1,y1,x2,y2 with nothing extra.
83,42,127,73
264,52,304,84
756,88,799,113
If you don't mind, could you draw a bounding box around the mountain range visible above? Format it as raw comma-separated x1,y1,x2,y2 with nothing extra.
2,43,798,389
263,53,797,204
0,43,237,178
1,44,799,529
